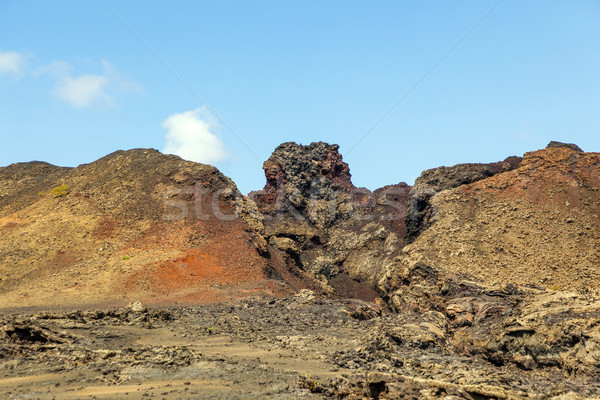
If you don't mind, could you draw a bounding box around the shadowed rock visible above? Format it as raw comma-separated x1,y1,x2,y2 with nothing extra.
547,140,583,152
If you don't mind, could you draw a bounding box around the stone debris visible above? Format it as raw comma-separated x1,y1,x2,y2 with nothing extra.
128,301,147,313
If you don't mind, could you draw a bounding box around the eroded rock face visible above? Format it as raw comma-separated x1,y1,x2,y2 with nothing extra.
250,141,353,229
250,142,411,299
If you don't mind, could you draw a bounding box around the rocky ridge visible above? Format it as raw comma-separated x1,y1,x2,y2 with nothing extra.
394,145,600,293
405,156,523,240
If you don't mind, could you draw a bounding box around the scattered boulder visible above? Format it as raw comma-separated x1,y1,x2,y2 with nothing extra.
127,301,147,313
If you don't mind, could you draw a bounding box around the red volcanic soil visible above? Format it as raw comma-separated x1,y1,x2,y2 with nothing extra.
0,149,311,310
123,220,287,305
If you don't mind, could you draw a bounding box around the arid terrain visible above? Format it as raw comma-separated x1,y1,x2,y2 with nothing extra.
1,141,600,399
3,290,600,399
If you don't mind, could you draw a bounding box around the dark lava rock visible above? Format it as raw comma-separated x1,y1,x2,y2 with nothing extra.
250,142,411,299
250,141,353,223
546,141,583,152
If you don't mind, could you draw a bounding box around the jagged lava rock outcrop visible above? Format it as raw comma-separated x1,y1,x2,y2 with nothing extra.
251,141,353,217
250,142,411,300
0,149,310,309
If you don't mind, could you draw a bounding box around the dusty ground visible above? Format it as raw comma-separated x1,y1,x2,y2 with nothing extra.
2,289,600,400
1,293,355,400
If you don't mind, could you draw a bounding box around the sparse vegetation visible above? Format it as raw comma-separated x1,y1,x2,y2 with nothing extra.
121,256,131,260
300,373,322,393
50,184,70,198
38,191,45,197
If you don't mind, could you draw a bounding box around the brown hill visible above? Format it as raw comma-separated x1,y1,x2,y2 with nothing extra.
394,145,600,293
0,149,311,309
5,142,597,308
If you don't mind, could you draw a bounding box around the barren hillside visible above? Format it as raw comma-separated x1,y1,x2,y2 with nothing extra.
0,149,312,309
396,145,600,292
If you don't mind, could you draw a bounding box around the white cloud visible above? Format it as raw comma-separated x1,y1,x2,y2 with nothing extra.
0,50,28,75
0,52,141,109
162,107,229,164
36,59,141,109
54,74,114,109
33,60,72,78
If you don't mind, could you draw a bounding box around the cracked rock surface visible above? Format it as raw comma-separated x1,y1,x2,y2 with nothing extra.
2,291,600,399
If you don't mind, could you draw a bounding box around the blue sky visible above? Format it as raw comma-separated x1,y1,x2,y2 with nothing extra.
1,1,599,194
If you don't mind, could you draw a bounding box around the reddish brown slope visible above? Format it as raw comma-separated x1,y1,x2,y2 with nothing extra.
397,146,600,291
0,149,306,309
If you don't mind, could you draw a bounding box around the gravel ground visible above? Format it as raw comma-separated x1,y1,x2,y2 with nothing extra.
1,291,599,399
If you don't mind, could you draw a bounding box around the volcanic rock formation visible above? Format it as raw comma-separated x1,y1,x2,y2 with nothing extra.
2,141,599,309
250,142,410,300
393,144,600,294
405,156,523,240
